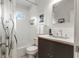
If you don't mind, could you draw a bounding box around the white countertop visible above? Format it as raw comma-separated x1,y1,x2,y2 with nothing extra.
38,35,74,46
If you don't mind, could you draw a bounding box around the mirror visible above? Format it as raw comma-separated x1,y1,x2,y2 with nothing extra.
53,0,74,24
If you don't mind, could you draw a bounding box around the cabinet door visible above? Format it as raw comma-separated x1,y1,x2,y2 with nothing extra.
38,37,50,58
52,41,73,58
38,37,73,58
38,38,55,58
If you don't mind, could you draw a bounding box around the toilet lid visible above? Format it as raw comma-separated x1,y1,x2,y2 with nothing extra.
26,46,38,51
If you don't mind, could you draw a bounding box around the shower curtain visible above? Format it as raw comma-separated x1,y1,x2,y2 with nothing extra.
0,0,16,58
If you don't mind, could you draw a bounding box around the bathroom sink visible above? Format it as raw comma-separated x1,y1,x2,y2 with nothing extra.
39,35,69,39
38,35,74,46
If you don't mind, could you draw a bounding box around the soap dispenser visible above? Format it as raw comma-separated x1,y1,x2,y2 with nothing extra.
49,29,52,35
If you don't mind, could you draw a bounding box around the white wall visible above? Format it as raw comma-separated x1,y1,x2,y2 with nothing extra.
51,0,74,40
16,0,75,51
16,2,40,57
53,0,74,23
29,0,53,35
16,4,34,49
74,0,79,57
37,0,75,40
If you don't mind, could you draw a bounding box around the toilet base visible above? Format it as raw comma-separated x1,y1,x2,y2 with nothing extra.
28,54,34,58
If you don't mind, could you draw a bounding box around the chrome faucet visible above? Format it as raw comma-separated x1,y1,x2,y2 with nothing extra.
52,30,69,39
59,30,63,37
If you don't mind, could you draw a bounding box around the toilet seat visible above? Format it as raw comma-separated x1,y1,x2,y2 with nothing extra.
26,46,38,51
26,46,38,57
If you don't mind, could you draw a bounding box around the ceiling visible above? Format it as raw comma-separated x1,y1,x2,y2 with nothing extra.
16,0,38,8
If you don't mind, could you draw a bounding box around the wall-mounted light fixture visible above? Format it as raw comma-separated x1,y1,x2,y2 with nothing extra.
30,17,37,25
50,0,62,5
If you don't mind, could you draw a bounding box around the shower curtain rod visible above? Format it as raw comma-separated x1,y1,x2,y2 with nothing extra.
25,0,38,6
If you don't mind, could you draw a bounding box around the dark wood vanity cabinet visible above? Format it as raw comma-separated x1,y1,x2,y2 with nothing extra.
38,37,74,58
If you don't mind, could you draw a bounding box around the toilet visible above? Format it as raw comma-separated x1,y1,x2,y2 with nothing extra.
26,38,38,58
26,46,38,58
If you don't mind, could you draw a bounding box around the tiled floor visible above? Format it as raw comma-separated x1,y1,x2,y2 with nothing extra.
20,55,28,58
20,53,38,58
21,55,28,58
